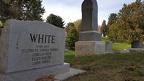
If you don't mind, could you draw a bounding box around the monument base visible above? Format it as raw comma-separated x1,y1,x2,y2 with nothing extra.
79,31,102,41
0,63,70,81
75,41,105,57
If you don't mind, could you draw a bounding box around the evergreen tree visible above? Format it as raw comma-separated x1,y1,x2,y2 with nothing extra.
107,13,117,33
22,0,45,21
107,13,117,26
46,14,64,28
108,0,144,43
108,23,121,42
0,0,45,23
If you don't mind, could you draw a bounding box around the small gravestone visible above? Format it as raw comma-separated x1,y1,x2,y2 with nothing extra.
75,0,105,56
131,40,142,48
105,41,112,53
0,20,69,81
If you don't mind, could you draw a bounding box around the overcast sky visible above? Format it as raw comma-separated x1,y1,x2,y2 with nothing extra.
42,0,136,25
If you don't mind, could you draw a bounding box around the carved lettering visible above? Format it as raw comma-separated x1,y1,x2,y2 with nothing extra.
30,33,55,44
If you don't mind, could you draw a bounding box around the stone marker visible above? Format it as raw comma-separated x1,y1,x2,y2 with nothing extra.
105,41,112,53
75,0,105,56
131,40,142,48
0,20,69,81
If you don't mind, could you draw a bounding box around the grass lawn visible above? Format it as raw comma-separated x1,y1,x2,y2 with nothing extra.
102,37,131,51
64,39,141,81
64,50,144,81
112,42,131,51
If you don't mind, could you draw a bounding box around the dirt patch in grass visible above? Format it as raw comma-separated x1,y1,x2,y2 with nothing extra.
35,75,55,81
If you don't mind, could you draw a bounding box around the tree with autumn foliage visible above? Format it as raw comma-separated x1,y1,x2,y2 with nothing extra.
101,20,108,37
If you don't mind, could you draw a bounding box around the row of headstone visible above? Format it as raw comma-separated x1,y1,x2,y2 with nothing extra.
105,40,144,54
0,20,69,81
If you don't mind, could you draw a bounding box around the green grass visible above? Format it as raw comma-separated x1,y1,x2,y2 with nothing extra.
102,37,110,42
102,37,131,51
64,50,144,81
112,42,131,51
63,38,136,81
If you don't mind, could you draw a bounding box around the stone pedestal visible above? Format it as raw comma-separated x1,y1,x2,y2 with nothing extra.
75,41,105,57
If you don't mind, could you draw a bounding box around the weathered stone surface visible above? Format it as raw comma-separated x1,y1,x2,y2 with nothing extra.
0,63,69,81
75,41,105,57
105,41,112,53
0,20,68,74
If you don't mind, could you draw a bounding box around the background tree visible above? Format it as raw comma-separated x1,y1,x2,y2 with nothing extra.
21,0,45,21
108,23,120,42
98,25,101,33
107,13,117,34
101,20,107,37
65,20,81,50
0,0,45,23
107,13,117,27
108,0,144,43
65,22,75,33
0,21,3,27
46,14,64,28
73,19,82,32
0,21,3,35
66,27,78,50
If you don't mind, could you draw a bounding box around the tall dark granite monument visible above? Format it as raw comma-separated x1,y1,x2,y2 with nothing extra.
75,0,105,56
80,0,101,41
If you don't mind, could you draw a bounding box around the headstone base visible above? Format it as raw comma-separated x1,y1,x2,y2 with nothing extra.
0,63,70,81
75,41,105,57
130,48,144,52
79,31,102,41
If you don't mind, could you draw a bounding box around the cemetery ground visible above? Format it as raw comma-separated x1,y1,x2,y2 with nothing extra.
64,38,144,81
